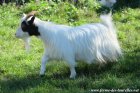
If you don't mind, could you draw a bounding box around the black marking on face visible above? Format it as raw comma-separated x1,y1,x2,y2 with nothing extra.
21,16,40,36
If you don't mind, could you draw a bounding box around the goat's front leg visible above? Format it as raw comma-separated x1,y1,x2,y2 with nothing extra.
40,54,49,76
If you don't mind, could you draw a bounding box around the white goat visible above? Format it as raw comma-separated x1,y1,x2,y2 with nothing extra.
15,11,122,78
98,0,116,8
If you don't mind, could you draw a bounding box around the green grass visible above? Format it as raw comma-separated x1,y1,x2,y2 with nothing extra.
0,1,140,93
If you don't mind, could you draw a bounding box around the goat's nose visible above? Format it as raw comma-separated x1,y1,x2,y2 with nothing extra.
15,33,17,37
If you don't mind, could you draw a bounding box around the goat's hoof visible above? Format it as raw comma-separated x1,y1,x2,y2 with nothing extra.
70,75,76,79
70,77,75,79
70,72,76,79
40,74,45,77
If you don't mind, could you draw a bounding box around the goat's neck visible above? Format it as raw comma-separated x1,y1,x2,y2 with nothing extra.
35,20,55,45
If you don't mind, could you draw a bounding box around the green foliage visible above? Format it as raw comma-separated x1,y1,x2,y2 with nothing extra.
64,3,78,22
115,0,140,7
0,1,140,93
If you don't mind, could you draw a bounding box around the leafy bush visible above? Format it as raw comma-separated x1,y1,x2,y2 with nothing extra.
64,3,78,22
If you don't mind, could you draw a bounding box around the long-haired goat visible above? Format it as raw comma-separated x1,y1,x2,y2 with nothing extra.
15,11,122,78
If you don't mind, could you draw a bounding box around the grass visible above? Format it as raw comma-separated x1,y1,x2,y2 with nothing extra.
0,1,140,93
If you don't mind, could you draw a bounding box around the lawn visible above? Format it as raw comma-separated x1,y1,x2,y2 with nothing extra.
0,1,140,93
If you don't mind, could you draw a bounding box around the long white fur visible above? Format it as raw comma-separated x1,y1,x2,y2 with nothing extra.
15,13,122,78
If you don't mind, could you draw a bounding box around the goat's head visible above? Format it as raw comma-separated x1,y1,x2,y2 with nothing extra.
15,11,40,52
15,11,40,39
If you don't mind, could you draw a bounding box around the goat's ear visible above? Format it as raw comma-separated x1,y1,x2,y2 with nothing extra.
22,13,26,18
28,16,35,25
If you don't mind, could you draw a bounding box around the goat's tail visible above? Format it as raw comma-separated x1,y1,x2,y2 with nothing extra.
99,12,122,62
100,12,116,33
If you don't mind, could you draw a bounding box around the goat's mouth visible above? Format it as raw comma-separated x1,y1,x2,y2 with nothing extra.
15,35,25,39
15,34,21,38
15,33,29,39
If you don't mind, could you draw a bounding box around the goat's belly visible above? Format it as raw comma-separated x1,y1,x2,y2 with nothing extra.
46,47,73,60
75,50,96,64
46,48,62,60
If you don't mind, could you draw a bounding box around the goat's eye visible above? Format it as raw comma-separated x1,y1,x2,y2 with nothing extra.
21,24,27,31
21,21,28,32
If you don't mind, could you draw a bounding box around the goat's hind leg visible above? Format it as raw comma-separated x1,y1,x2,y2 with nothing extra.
66,59,77,79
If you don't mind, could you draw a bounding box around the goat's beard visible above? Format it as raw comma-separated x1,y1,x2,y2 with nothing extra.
22,37,30,52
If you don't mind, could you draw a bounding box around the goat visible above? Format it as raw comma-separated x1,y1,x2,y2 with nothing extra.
15,11,122,78
98,0,116,8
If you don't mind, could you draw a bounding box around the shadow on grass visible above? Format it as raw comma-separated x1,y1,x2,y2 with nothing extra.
0,47,139,93
0,74,44,93
117,47,140,75
0,62,116,93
